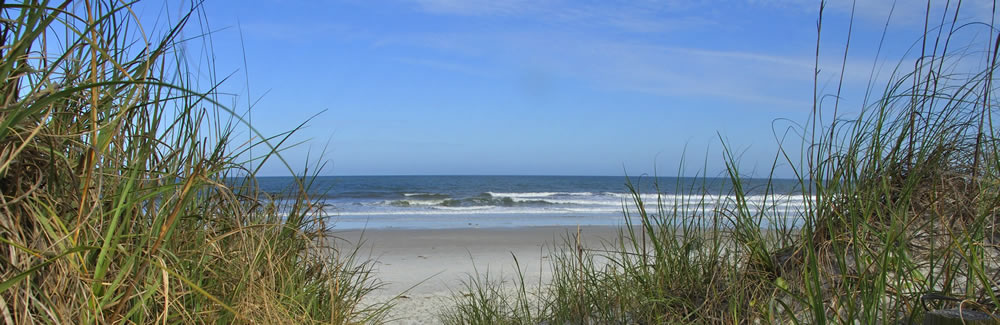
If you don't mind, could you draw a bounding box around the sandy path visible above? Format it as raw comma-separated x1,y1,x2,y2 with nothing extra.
332,226,626,324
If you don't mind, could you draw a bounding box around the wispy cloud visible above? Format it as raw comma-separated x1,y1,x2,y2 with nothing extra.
323,0,998,111
239,21,369,42
411,0,999,29
392,2,808,106
409,0,539,16
390,56,496,77
391,0,999,109
408,0,717,33
388,29,820,108
752,0,997,26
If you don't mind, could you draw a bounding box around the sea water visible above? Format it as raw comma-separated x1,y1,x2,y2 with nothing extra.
252,175,808,229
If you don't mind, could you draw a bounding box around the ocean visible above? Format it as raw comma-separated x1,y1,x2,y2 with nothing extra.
253,175,807,229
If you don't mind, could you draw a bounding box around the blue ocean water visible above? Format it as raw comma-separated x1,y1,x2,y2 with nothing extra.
253,176,807,229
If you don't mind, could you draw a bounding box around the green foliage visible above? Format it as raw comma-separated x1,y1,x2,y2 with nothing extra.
0,1,385,323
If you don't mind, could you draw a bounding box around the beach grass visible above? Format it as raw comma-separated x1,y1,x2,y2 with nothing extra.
6,0,1000,324
441,1,1000,323
0,1,387,323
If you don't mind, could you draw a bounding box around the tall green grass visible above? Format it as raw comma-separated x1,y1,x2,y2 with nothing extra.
0,1,386,323
442,1,1000,323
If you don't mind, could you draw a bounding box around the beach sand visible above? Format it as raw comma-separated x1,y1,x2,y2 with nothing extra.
334,226,627,324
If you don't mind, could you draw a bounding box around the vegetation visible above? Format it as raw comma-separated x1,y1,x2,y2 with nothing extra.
0,1,386,323
442,1,1000,324
5,0,999,324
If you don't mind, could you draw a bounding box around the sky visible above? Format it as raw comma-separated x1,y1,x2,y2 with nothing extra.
136,0,997,177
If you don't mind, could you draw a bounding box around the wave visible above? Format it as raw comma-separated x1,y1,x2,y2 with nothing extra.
321,207,620,216
403,192,451,199
482,192,813,208
337,192,813,219
485,192,594,198
323,190,813,206
434,206,496,211
319,205,806,217
384,199,446,207
379,197,559,208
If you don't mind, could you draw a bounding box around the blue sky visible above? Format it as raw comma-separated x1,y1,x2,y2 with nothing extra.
145,0,995,177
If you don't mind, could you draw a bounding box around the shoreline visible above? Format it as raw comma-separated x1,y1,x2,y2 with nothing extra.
332,225,631,324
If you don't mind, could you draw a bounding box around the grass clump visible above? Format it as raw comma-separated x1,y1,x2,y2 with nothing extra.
441,255,546,325
0,1,385,323
441,273,531,325
442,1,1000,323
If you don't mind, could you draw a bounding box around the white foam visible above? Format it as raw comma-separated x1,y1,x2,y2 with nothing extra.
324,192,816,219
377,199,446,206
524,198,620,206
433,206,495,211
561,207,624,213
328,208,576,216
487,192,563,198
